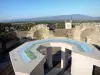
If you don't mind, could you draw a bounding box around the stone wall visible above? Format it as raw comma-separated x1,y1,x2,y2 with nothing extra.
73,22,100,46
15,24,54,39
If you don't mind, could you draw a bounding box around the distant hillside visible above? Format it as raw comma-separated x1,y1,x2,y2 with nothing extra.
1,14,100,22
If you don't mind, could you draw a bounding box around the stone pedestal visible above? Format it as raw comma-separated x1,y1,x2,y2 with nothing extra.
61,47,68,69
47,47,53,68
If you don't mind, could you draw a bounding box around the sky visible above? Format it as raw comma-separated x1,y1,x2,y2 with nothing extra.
0,0,100,20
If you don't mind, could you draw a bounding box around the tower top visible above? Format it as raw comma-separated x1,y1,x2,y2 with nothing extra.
70,15,72,22
65,15,72,23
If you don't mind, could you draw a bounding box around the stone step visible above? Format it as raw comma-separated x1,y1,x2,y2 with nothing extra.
63,71,71,75
46,68,62,75
0,64,15,75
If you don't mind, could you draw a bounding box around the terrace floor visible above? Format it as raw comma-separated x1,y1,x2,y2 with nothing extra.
0,64,15,75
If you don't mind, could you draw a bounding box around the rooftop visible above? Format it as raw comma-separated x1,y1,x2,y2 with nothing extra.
9,38,100,74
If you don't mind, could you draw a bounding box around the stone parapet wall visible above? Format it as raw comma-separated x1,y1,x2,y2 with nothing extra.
15,24,54,39
73,22,100,46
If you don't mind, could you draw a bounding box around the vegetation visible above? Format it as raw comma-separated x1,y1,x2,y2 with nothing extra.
35,21,65,29
0,20,100,33
0,22,36,33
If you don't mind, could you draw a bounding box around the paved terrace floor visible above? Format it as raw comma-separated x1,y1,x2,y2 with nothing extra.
0,64,15,75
